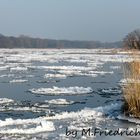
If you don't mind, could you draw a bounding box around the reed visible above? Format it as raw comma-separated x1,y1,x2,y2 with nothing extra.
122,50,140,118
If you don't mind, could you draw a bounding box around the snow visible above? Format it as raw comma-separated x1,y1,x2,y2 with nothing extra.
29,86,93,95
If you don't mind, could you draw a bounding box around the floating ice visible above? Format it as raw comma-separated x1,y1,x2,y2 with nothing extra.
0,48,134,139
0,98,14,105
9,79,28,83
117,115,140,124
45,99,74,105
88,70,114,75
45,103,121,120
58,69,98,77
10,67,28,71
101,88,122,94
119,78,140,85
0,118,55,134
40,66,94,71
0,101,50,113
44,74,67,79
6,106,48,113
0,103,121,136
110,66,121,69
58,69,83,76
0,66,9,71
29,86,93,95
0,74,14,78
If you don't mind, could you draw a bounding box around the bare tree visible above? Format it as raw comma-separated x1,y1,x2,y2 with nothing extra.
124,29,140,50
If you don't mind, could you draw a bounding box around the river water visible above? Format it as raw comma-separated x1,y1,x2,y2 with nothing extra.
0,48,139,140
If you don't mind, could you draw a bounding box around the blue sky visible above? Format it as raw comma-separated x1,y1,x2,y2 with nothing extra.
0,0,140,42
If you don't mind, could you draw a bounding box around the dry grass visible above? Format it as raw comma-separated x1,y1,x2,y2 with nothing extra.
122,50,140,118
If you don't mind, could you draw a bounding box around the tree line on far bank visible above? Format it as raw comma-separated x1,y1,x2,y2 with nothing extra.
0,34,121,49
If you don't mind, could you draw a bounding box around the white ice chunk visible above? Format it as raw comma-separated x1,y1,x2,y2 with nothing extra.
102,88,122,94
29,86,93,95
45,103,121,120
9,79,28,83
44,74,67,79
0,98,14,104
10,67,28,71
45,99,74,105
0,118,55,134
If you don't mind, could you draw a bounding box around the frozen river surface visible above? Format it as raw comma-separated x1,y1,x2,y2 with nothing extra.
0,49,139,140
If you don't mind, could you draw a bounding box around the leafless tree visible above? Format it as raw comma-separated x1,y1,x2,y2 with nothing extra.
124,29,140,50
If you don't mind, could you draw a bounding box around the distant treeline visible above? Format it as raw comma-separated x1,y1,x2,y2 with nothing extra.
0,34,122,48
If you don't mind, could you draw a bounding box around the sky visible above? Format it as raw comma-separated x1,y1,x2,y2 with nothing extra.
0,0,140,42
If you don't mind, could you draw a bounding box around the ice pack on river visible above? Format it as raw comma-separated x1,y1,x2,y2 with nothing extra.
0,48,139,140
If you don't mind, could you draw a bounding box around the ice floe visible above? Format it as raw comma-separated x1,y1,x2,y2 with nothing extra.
0,98,14,105
10,67,28,71
58,69,98,77
40,66,94,71
101,88,122,94
1,106,49,113
0,66,9,71
110,65,121,69
45,99,74,105
0,103,121,136
0,118,55,134
0,74,14,78
0,100,50,113
29,86,93,95
9,79,28,83
117,115,140,124
44,74,67,79
44,103,121,120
